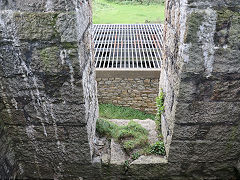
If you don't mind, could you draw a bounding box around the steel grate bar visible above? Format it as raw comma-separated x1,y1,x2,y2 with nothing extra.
93,24,163,69
144,24,157,68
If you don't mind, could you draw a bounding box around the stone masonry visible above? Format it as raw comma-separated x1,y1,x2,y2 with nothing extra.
0,0,240,179
160,0,240,178
0,0,98,179
97,77,159,114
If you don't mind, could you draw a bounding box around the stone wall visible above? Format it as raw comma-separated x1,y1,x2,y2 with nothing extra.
0,0,98,179
0,117,16,179
160,0,240,178
96,75,159,114
0,0,240,179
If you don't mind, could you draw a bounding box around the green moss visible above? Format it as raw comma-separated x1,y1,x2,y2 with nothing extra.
215,8,240,48
61,42,78,49
39,46,60,72
50,13,61,40
148,141,165,155
14,12,60,40
225,125,239,154
216,9,240,28
96,118,119,138
184,12,205,43
131,152,141,160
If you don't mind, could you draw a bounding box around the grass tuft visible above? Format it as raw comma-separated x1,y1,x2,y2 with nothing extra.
99,103,155,120
96,118,149,151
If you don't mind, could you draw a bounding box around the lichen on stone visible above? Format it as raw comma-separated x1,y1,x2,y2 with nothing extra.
14,12,60,41
215,8,240,49
184,12,204,44
39,46,61,72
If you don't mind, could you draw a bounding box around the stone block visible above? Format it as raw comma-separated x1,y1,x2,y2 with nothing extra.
6,124,89,143
172,124,199,141
56,12,77,42
0,0,76,12
169,140,240,163
110,139,128,165
14,12,59,41
213,49,240,73
211,80,240,101
206,125,240,142
175,102,240,124
14,140,92,164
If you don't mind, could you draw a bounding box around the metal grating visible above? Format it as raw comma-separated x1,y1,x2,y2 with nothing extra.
93,24,163,69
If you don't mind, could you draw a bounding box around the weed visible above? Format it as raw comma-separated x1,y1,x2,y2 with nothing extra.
131,151,141,160
156,89,164,120
124,160,130,171
99,103,155,120
155,89,164,136
149,141,165,155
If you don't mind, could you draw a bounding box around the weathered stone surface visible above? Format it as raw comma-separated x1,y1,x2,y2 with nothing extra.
159,0,240,179
1,0,240,179
14,12,59,41
0,0,76,12
56,13,77,42
97,77,159,114
131,155,167,165
0,0,98,179
175,101,240,124
0,121,16,179
110,139,128,165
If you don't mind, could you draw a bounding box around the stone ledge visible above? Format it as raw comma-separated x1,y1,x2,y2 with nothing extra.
96,69,161,78
131,155,167,165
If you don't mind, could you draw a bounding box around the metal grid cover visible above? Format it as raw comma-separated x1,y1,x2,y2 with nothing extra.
93,24,163,69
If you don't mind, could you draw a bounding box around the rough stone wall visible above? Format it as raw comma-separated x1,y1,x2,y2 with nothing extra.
160,0,240,178
0,0,98,179
97,77,159,114
0,0,240,179
0,118,16,179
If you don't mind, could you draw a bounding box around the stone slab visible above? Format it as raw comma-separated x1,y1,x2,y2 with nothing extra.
131,155,167,165
110,139,128,165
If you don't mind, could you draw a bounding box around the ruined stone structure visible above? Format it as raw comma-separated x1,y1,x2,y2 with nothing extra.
0,0,240,179
96,70,160,114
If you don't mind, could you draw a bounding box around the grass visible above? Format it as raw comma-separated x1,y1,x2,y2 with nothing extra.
93,0,165,24
99,103,155,120
97,103,166,160
96,118,149,151
96,118,166,159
